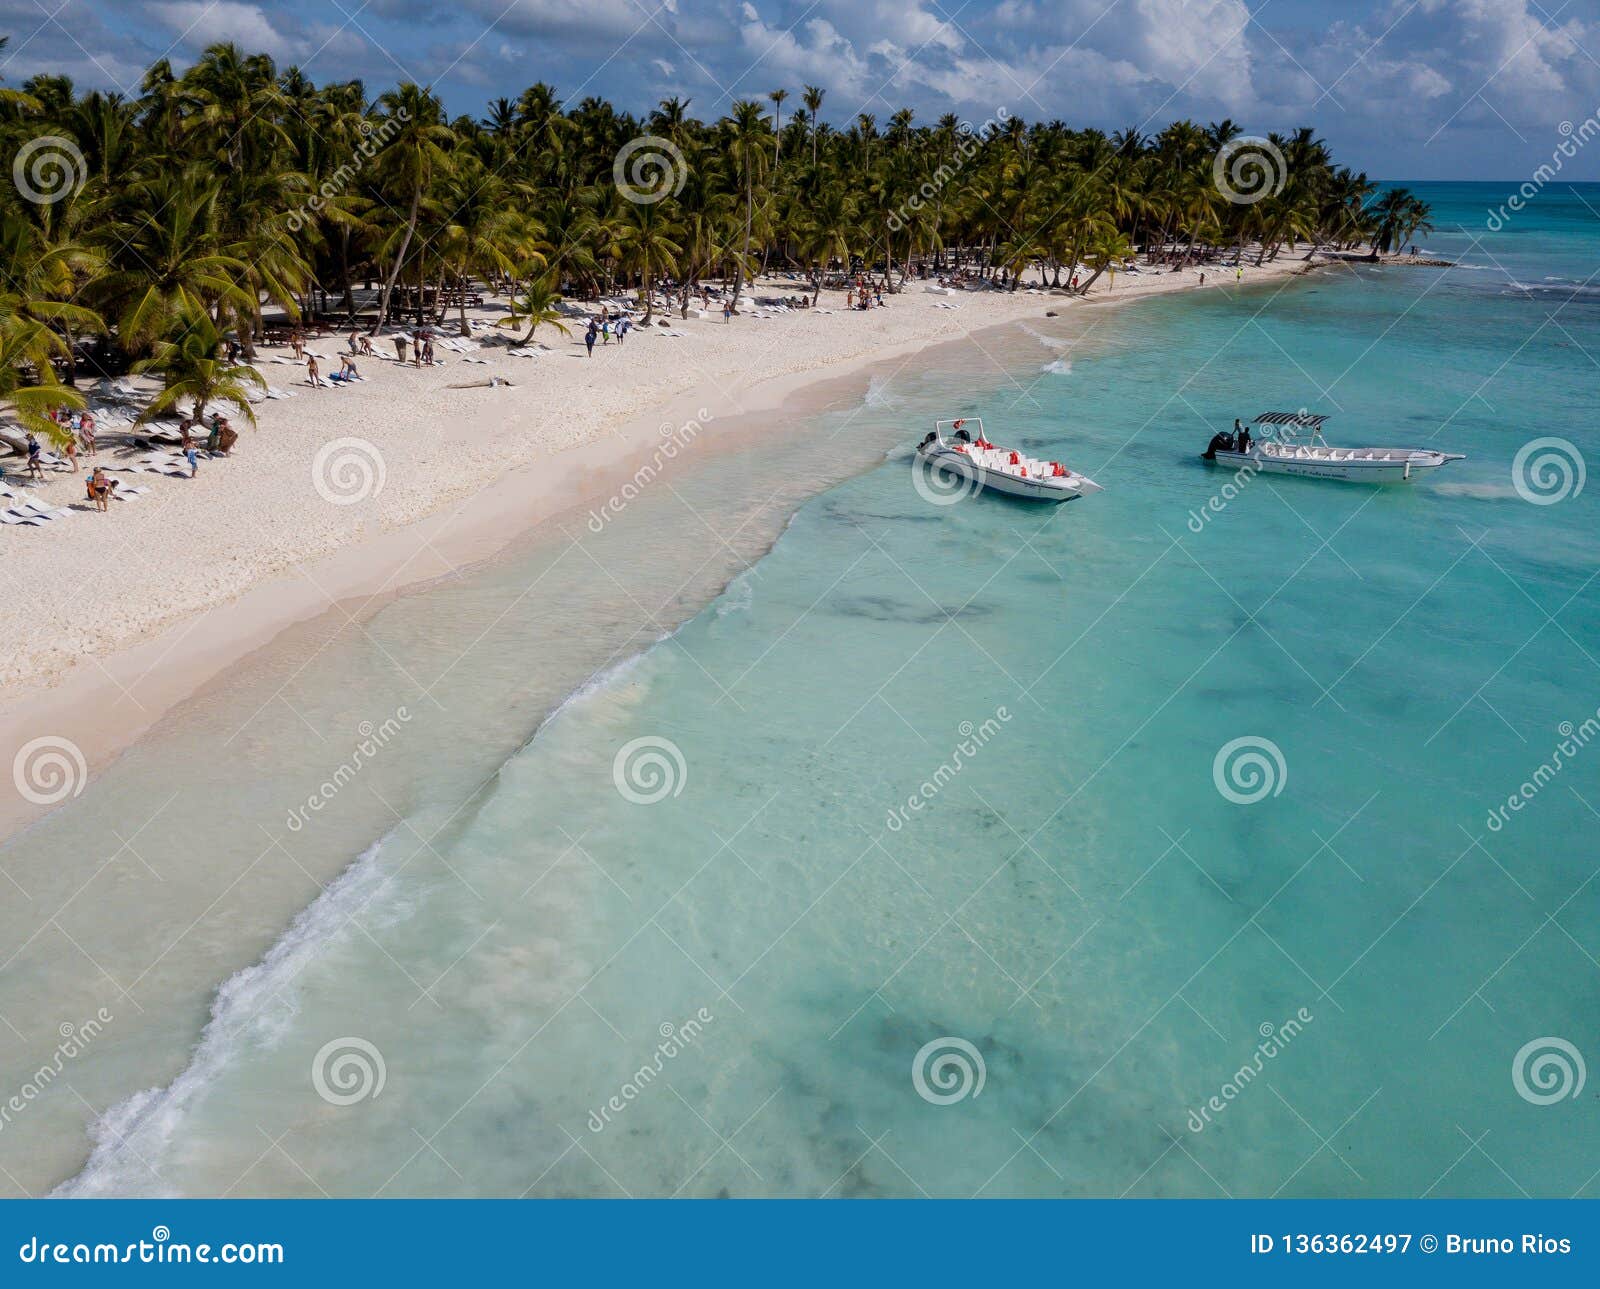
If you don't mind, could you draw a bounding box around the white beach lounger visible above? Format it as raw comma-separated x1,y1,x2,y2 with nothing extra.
19,501,71,521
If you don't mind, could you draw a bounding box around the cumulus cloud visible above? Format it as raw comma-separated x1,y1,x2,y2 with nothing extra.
147,1,302,62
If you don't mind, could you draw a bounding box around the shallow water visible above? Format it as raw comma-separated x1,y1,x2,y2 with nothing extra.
9,183,1600,1199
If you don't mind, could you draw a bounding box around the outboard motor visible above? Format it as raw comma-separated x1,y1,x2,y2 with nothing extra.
953,428,972,444
1202,431,1231,461
918,431,938,450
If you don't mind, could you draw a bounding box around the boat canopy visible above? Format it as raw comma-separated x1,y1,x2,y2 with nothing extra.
1254,411,1329,428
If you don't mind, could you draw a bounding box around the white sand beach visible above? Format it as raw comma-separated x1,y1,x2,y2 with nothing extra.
0,258,1322,839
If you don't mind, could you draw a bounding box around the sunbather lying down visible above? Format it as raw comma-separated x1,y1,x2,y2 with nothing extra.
446,376,516,390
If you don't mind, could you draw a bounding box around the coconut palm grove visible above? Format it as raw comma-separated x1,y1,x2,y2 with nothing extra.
1,41,1434,451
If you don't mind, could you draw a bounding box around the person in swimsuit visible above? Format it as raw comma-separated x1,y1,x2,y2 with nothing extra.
25,433,46,481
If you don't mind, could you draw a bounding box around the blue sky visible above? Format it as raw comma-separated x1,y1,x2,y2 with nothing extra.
3,0,1599,180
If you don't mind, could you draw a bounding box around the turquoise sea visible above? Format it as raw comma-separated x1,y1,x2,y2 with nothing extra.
7,182,1598,1198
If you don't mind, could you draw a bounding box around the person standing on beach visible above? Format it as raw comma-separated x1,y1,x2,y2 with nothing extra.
307,355,323,387
186,444,199,477
80,410,96,457
585,319,597,355
1236,266,1243,283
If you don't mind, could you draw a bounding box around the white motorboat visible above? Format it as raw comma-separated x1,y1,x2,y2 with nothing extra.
1203,411,1464,483
916,418,1103,503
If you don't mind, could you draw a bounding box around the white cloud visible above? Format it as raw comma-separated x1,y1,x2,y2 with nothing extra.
148,1,301,62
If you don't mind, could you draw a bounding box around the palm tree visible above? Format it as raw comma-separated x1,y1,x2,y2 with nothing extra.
95,172,253,349
370,83,454,333
132,308,265,426
1077,230,1134,294
615,199,681,323
802,85,824,168
498,272,570,346
796,185,854,303
726,100,771,313
768,88,789,164
438,161,534,334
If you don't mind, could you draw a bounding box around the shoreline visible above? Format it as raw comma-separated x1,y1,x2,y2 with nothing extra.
0,256,1332,843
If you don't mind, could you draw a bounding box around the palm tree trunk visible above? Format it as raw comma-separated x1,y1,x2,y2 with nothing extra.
733,174,752,314
373,188,420,334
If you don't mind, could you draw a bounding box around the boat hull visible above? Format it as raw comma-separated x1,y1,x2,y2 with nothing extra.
921,447,1098,502
1206,448,1459,484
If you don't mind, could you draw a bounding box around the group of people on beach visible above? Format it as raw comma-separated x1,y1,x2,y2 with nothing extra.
306,353,364,388
585,311,632,354
291,326,442,389
845,279,885,310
